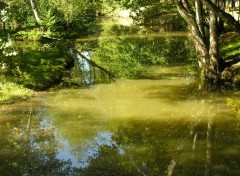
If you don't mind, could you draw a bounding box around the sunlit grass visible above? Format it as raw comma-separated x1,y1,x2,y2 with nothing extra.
0,82,33,104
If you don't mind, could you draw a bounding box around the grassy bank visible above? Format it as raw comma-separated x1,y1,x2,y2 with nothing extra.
220,32,240,61
0,82,33,104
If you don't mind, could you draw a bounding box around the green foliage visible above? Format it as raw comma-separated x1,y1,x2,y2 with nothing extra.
0,1,7,9
88,34,196,78
1,0,188,37
41,9,58,32
0,37,16,56
115,0,187,31
0,36,18,77
100,0,121,16
17,29,47,40
92,38,144,78
0,8,8,22
1,41,69,90
116,0,163,9
0,0,100,38
0,81,32,104
4,0,34,30
0,0,189,38
47,0,99,37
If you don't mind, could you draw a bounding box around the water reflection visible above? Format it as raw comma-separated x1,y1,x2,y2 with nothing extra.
56,134,82,168
1,77,240,175
82,34,196,79
0,33,196,90
56,131,124,170
77,51,92,85
79,131,124,169
0,104,75,175
72,49,92,86
68,48,115,87
1,33,240,175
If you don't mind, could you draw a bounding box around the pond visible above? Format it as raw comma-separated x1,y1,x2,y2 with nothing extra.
0,29,240,176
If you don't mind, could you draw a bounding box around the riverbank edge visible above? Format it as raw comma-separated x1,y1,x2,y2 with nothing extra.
0,82,34,105
1,31,239,105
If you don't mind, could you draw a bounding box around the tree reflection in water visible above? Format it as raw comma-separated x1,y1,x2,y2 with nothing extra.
0,106,76,176
166,99,239,176
1,86,240,176
56,131,124,170
0,34,240,175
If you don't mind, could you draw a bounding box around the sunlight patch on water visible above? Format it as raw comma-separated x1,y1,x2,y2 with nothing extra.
47,78,224,123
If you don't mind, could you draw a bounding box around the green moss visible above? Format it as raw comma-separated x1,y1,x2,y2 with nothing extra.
0,82,33,104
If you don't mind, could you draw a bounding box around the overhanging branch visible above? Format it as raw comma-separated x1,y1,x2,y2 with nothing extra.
201,0,240,32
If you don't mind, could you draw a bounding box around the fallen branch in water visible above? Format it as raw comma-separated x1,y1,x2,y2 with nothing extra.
70,48,116,79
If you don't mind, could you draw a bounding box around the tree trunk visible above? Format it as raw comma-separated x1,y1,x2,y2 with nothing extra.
29,0,41,25
208,0,221,82
174,0,211,80
195,0,205,37
174,0,240,83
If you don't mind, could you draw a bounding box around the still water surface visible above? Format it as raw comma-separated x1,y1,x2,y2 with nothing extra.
1,75,240,175
0,33,240,176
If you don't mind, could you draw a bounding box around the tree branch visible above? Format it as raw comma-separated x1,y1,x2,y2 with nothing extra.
71,48,116,79
174,0,205,39
182,0,194,14
201,0,240,32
